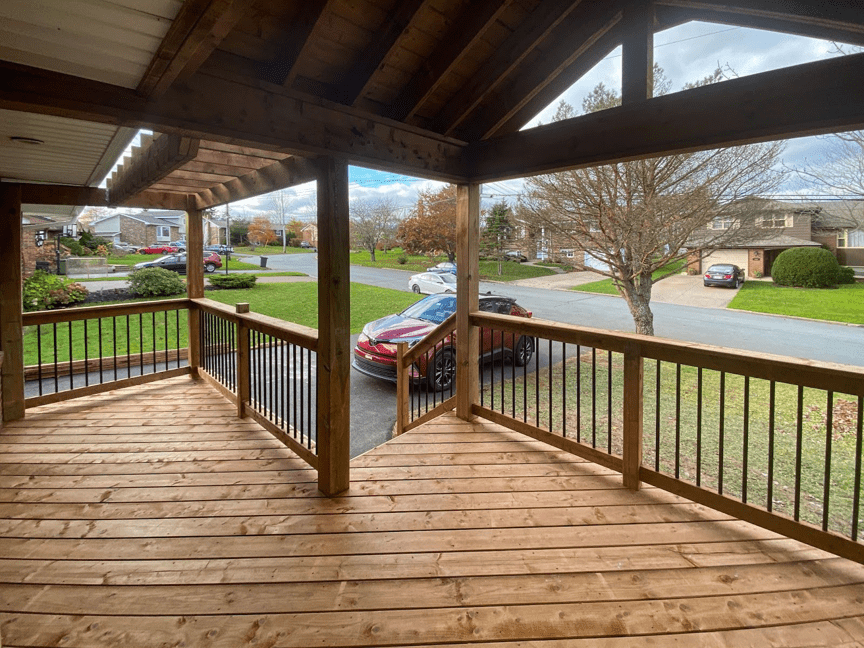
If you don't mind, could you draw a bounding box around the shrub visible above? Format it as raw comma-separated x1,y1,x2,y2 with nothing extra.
79,230,111,251
59,236,87,256
397,254,408,265
838,266,856,284
208,274,257,289
23,270,88,312
128,267,185,297
771,247,841,288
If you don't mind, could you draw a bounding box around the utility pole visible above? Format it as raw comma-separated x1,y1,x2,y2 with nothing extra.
225,204,230,275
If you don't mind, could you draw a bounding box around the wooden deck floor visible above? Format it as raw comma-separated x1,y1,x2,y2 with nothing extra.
1,375,864,647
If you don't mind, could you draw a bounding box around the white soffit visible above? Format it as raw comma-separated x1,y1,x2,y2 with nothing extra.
0,0,182,89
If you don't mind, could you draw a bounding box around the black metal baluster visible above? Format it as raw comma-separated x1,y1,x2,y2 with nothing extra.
163,309,168,371
83,319,89,387
489,340,494,412
139,313,143,376
176,310,180,369
479,327,484,407
852,396,862,541
696,367,702,486
591,347,596,448
718,371,725,495
742,376,750,503
271,336,276,421
823,390,834,532
293,344,298,440
794,384,804,521
607,350,612,454
113,316,118,381
500,332,505,414
426,348,431,413
675,364,681,479
534,335,539,428
311,349,317,450
37,325,43,396
51,322,59,392
97,319,103,385
68,320,73,391
767,381,776,512
512,333,516,421
151,311,156,375
280,339,285,431
548,338,553,431
126,315,131,378
655,360,661,471
561,343,566,437
298,340,304,439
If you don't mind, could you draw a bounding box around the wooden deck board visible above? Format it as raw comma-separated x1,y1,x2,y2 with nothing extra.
1,375,863,647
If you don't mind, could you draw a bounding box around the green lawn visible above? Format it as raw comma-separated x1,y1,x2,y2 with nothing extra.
233,245,314,255
482,352,861,537
349,248,557,281
23,283,420,366
728,281,864,325
478,260,556,281
571,259,687,295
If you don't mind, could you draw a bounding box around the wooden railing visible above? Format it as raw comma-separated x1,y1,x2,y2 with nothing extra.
395,312,457,434
192,299,319,468
468,311,864,564
22,299,190,407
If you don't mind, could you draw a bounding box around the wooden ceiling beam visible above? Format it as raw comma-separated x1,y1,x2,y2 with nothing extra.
333,0,427,106
430,0,585,137
108,135,200,206
654,2,864,46
455,0,624,141
137,0,249,98
193,156,318,210
470,52,864,181
9,183,189,210
0,62,467,182
384,0,514,122
259,2,332,87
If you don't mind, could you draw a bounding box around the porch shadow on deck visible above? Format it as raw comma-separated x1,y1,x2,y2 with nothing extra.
1,375,863,646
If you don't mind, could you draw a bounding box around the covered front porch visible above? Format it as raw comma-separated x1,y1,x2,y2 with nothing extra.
3,374,863,646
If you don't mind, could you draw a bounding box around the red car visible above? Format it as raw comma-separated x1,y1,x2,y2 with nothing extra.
353,293,534,390
139,245,179,254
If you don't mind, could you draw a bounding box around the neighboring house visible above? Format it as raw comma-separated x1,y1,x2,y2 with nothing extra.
20,219,76,276
301,223,318,246
202,217,226,246
807,201,864,267
90,210,185,247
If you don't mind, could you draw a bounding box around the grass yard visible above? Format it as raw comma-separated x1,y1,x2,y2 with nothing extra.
349,248,557,281
728,281,864,325
481,351,861,537
233,245,314,255
23,283,421,366
572,259,687,295
478,260,556,281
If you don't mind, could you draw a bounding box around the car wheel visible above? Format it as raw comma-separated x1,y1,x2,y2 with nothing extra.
205,263,216,273
513,335,535,366
427,348,456,392
445,289,454,294
703,282,709,287
735,278,742,288
412,284,421,294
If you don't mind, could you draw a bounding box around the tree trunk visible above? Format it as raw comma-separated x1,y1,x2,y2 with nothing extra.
369,247,376,262
617,273,655,336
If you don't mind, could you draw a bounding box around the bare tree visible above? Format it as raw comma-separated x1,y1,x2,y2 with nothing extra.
351,198,400,262
520,68,784,335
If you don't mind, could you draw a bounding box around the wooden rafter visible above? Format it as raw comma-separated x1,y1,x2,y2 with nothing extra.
108,135,200,206
137,0,249,98
259,2,332,87
384,0,514,122
430,0,585,136
0,62,467,182
455,0,625,142
10,183,189,210
471,51,864,181
193,156,318,210
333,0,427,106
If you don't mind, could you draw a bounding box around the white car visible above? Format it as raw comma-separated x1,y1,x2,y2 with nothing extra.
409,272,457,294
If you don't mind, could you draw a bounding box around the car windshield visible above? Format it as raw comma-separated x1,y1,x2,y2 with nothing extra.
440,274,457,284
400,294,457,323
708,265,735,272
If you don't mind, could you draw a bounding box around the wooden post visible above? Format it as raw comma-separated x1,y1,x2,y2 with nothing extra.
623,341,644,490
236,303,250,418
316,157,351,496
621,0,654,105
396,342,408,435
455,183,480,420
186,202,204,375
0,184,24,422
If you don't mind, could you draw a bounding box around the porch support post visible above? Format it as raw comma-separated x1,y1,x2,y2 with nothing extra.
621,0,654,105
186,201,204,375
316,157,350,496
623,342,644,490
0,183,24,422
455,183,479,420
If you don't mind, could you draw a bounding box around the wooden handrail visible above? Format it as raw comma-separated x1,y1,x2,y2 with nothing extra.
192,298,318,351
470,311,864,396
23,298,190,325
402,312,457,365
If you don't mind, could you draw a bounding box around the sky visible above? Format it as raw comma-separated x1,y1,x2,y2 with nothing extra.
108,21,855,222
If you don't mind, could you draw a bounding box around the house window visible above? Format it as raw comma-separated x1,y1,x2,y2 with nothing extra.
709,217,733,230
156,226,170,239
837,229,848,248
560,249,575,258
758,214,792,228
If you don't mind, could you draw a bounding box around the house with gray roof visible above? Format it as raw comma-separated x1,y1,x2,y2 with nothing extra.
90,210,185,247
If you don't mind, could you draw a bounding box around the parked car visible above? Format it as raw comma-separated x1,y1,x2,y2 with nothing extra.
703,263,745,288
205,244,234,254
112,242,139,253
352,293,534,389
133,251,222,274
300,241,317,250
139,244,179,255
505,251,528,262
408,272,457,294
427,261,456,274
170,240,187,250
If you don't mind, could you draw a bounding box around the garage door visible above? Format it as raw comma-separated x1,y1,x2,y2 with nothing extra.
701,249,748,273
584,252,609,272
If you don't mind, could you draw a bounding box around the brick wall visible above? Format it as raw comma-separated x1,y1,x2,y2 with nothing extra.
748,249,765,277
21,232,62,277
120,217,149,246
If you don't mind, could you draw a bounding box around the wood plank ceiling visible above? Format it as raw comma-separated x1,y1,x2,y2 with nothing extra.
3,0,864,209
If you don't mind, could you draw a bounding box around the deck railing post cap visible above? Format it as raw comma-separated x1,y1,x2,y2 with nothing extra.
236,303,250,313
